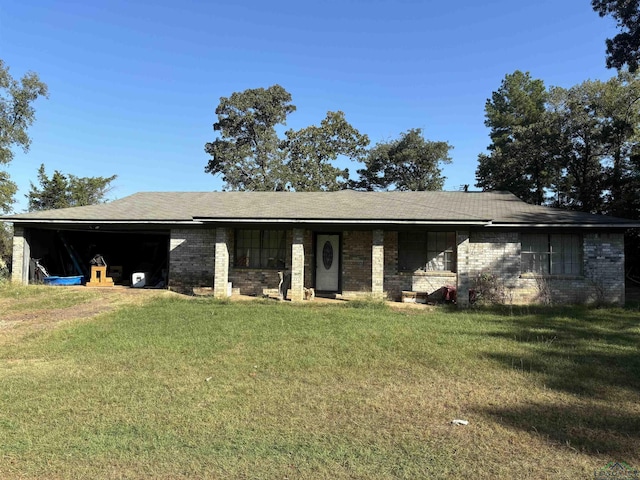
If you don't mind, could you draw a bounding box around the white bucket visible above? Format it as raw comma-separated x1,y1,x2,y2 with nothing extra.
132,272,149,288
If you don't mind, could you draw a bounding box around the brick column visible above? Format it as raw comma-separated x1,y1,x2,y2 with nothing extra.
290,228,305,302
456,231,470,308
214,228,230,298
372,229,384,298
11,226,30,285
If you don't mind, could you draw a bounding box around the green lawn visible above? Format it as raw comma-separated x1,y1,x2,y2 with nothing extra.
1,287,639,479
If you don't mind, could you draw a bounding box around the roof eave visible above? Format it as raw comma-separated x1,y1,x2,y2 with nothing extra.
489,222,640,228
193,218,490,225
2,219,200,225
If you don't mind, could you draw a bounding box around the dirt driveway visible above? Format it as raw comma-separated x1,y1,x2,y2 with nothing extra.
0,285,438,347
0,286,176,346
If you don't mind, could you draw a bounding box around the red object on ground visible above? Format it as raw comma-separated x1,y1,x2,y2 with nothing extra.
442,285,457,302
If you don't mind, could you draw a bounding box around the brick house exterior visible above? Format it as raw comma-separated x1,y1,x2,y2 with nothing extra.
3,191,637,306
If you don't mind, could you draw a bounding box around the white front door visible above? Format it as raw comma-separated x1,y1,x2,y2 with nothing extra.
316,234,340,291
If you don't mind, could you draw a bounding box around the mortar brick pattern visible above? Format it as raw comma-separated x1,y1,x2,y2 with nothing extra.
383,231,403,299
11,226,26,284
290,228,305,301
166,226,626,306
372,229,384,297
465,231,626,306
214,228,229,298
225,229,313,296
169,228,215,293
342,230,373,294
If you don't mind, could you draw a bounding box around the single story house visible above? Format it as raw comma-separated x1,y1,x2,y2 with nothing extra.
2,190,638,306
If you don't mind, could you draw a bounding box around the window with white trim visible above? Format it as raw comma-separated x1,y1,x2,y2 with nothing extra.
398,231,456,272
521,233,582,275
235,229,286,269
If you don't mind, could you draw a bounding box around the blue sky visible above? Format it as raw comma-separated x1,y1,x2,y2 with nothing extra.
1,0,619,211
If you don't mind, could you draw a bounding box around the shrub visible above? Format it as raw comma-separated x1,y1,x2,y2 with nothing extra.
471,271,507,305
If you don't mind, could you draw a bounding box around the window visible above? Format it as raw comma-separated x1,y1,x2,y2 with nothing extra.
235,229,286,269
398,231,456,272
521,233,582,275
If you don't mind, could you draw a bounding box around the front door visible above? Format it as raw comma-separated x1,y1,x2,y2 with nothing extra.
316,234,340,291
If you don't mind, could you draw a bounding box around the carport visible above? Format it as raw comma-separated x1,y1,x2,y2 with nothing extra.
13,224,169,287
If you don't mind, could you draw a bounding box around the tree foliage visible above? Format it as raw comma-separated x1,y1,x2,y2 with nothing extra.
0,170,17,214
355,128,452,191
0,59,48,165
476,70,640,218
549,81,609,212
282,111,369,191
205,85,369,191
476,71,557,204
204,85,296,191
0,60,47,220
598,71,640,217
592,0,640,72
27,164,117,212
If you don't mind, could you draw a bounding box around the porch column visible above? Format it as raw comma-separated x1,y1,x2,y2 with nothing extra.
11,226,30,285
213,227,230,298
290,228,305,302
456,231,470,308
372,229,384,298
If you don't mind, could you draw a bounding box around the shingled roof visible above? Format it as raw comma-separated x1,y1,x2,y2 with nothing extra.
2,191,638,227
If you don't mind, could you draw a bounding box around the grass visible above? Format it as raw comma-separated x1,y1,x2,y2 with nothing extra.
1,288,639,479
0,281,99,312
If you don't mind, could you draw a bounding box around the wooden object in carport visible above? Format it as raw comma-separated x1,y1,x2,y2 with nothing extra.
86,266,114,287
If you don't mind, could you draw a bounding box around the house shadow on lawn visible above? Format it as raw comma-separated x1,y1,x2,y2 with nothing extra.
483,401,640,458
472,306,640,458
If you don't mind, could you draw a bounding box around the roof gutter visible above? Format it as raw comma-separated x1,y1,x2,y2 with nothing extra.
2,219,202,225
192,218,490,225
489,222,640,228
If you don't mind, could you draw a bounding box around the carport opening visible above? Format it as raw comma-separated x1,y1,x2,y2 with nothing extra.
28,228,169,287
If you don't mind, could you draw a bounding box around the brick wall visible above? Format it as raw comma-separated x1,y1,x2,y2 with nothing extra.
342,230,372,296
383,231,403,299
464,230,626,306
382,230,460,302
382,229,625,306
227,228,314,296
227,227,279,295
583,233,625,304
167,226,626,306
511,232,625,305
169,228,215,293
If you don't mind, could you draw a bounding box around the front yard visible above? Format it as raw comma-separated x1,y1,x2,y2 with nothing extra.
1,284,639,479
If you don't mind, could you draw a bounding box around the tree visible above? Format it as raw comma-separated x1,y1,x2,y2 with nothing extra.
547,74,640,214
0,60,47,219
592,0,640,72
0,170,17,214
0,60,47,275
355,128,452,191
548,82,608,212
475,71,558,205
0,60,48,165
27,164,117,212
204,85,296,191
282,111,369,191
598,71,640,217
205,85,371,192
0,169,17,277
